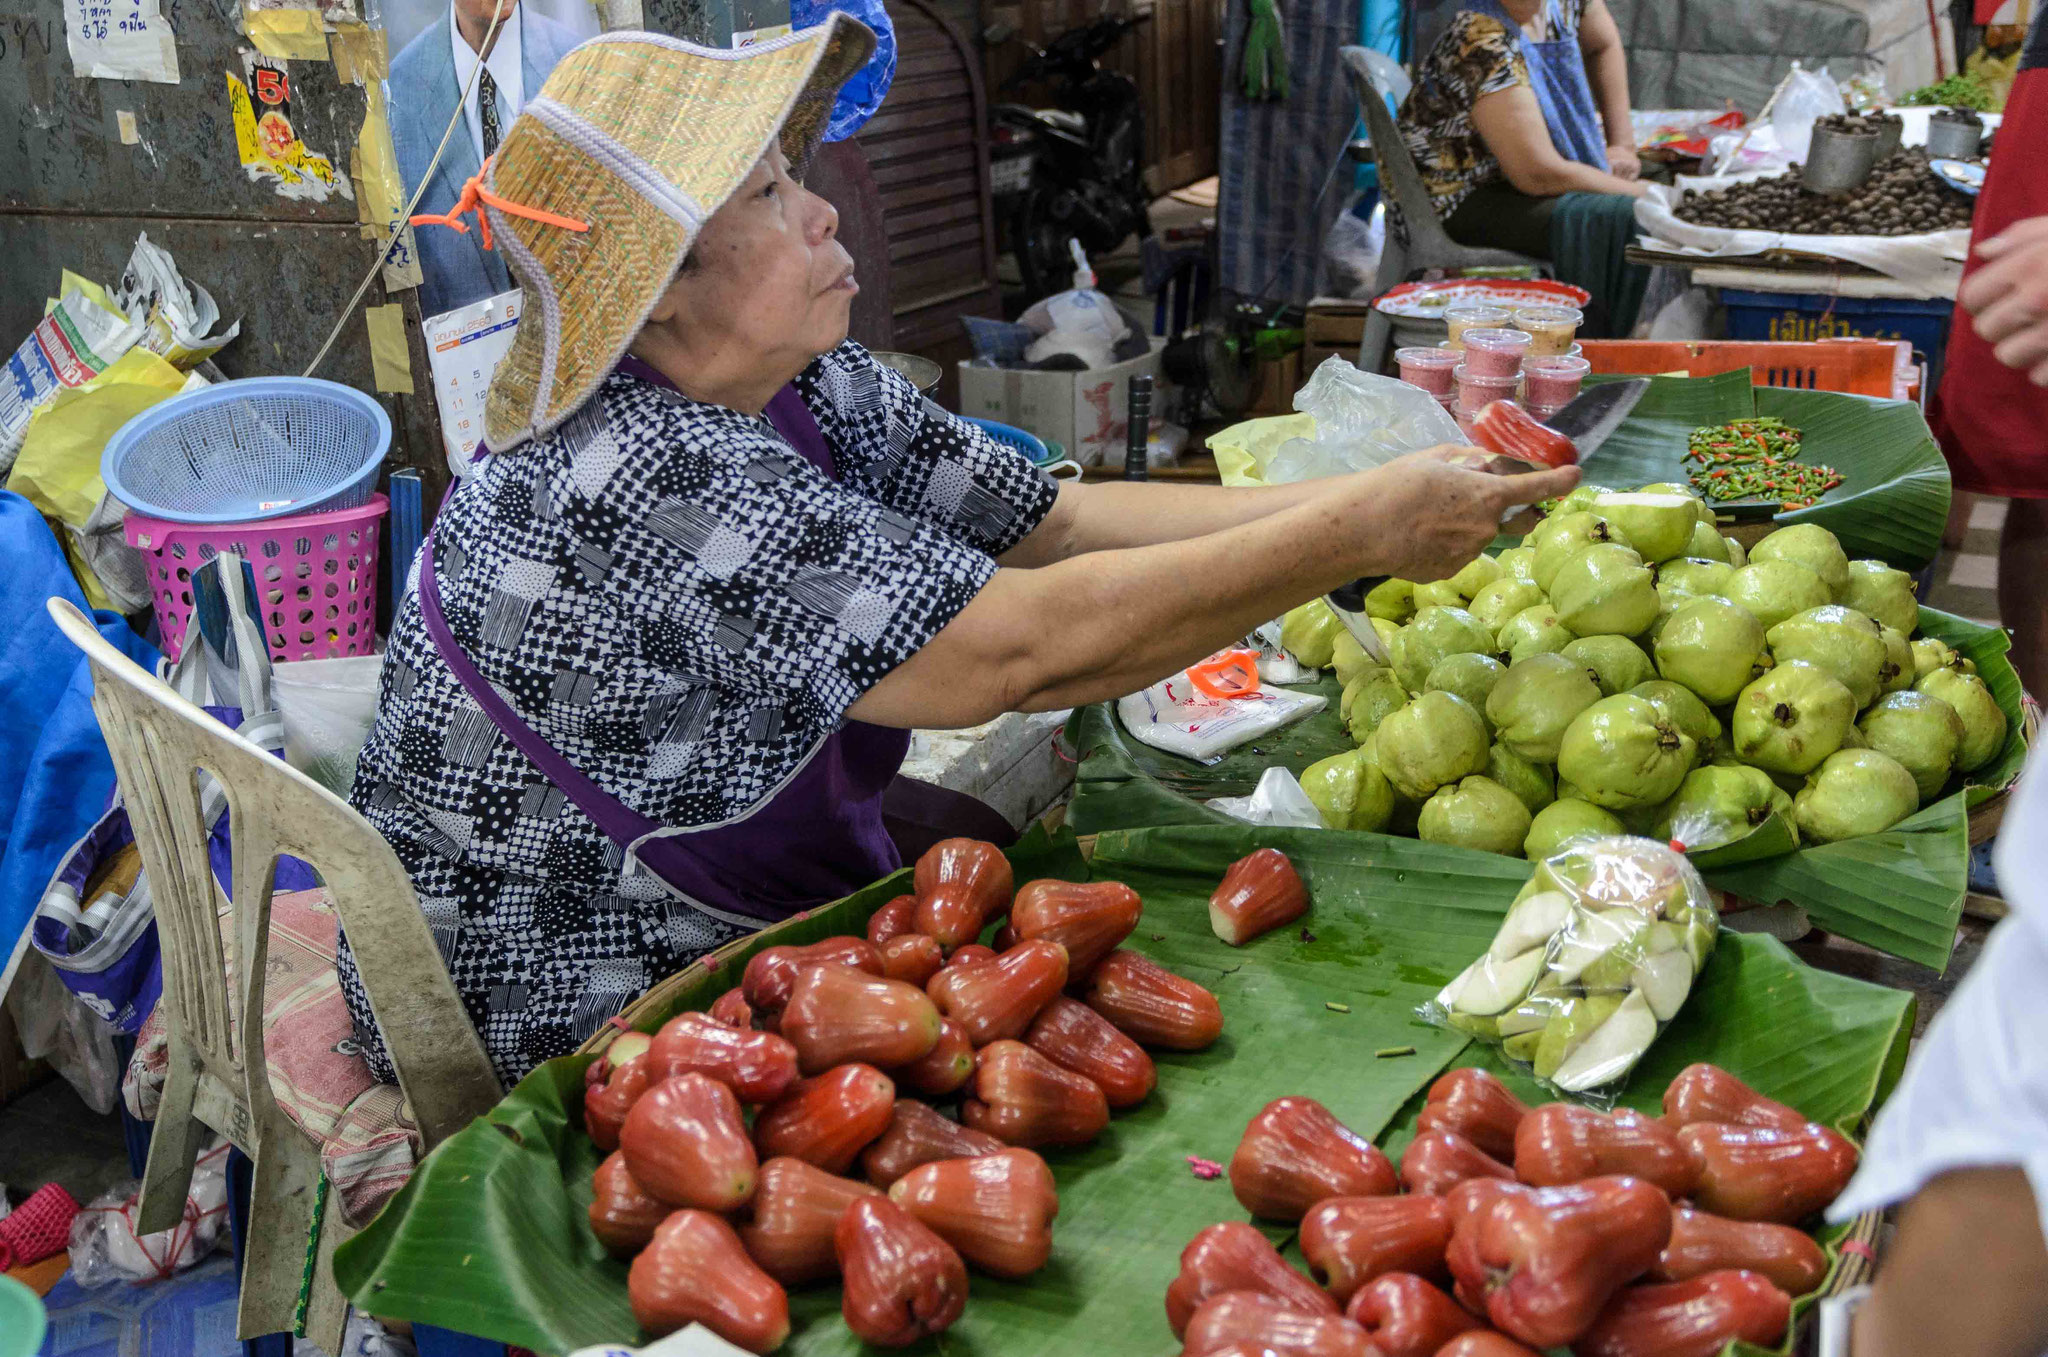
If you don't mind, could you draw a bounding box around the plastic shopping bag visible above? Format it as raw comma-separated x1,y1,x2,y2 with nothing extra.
1118,672,1327,764
1422,836,1718,1105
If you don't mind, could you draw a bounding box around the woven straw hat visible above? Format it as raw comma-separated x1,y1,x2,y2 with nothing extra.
476,19,875,451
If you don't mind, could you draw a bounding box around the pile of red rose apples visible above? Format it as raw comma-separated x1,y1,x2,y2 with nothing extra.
579,839,1310,1349
1169,1063,1860,1357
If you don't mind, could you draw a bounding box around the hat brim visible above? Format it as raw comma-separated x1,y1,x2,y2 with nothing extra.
480,16,877,452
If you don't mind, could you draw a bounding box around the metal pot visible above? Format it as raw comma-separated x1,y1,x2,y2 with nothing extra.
1802,125,1880,193
1870,115,1904,160
1926,112,1984,160
871,351,944,395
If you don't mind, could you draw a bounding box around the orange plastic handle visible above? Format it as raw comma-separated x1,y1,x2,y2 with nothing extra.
1188,649,1262,699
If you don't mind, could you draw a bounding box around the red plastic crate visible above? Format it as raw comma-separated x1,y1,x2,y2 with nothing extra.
1577,339,1914,401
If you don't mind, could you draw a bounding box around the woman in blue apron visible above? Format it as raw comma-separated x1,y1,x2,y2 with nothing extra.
1396,0,1651,335
337,21,1578,1087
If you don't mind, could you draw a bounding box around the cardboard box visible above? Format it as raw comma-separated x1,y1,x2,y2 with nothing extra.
957,339,1168,468
1305,298,1374,348
1248,349,1301,416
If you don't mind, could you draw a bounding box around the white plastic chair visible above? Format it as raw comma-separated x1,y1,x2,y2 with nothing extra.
1340,45,1550,373
48,598,501,1346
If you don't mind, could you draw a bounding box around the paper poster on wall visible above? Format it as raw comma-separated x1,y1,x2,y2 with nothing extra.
228,51,355,203
424,289,522,478
63,0,181,83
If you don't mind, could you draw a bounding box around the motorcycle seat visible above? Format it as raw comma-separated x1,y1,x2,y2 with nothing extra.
1032,109,1089,135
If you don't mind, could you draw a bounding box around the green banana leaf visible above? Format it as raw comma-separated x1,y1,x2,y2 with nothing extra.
1578,371,1951,568
336,823,1915,1357
1067,605,2024,971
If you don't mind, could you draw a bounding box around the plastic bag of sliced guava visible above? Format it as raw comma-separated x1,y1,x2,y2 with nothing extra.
1421,835,1718,1106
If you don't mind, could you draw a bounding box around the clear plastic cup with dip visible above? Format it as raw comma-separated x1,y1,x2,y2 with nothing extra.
1458,328,1534,380
1523,354,1590,408
1445,302,1514,347
1455,364,1521,416
1396,346,1461,396
1513,305,1583,356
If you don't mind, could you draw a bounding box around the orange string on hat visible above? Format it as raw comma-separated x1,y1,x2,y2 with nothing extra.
410,154,590,251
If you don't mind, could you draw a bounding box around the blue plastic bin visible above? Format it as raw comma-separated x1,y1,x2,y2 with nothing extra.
1719,289,1954,387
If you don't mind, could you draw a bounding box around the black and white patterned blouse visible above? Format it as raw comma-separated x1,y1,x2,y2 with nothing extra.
337,343,1059,1087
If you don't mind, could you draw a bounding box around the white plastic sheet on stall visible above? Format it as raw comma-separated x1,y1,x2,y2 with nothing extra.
1118,673,1327,763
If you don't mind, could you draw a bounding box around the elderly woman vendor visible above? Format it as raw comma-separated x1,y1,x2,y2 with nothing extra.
339,19,1576,1086
1398,0,1651,334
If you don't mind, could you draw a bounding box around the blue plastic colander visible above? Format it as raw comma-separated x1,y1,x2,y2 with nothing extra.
101,376,391,525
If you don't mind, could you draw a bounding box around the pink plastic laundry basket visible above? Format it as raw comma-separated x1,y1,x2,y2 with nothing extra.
124,495,388,663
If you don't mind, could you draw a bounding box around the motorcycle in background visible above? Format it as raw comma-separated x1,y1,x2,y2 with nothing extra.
986,11,1154,301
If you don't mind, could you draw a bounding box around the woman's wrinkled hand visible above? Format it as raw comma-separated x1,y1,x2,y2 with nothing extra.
1352,446,1579,582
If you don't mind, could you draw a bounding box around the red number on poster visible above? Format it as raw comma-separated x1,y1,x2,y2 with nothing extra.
255,67,289,104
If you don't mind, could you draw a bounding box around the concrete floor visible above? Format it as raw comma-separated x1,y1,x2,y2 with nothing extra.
0,1074,135,1208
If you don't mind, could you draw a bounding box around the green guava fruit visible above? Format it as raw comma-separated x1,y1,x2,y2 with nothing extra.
1858,690,1965,801
1557,694,1697,810
1878,624,1916,695
1372,617,1400,653
1365,578,1416,623
1470,577,1547,635
1731,660,1856,775
1450,554,1503,602
1840,559,1919,633
1498,605,1576,664
1524,799,1627,861
1594,492,1700,563
1550,544,1659,638
1413,580,1466,611
1280,598,1344,668
1487,652,1604,762
1419,776,1533,857
1654,596,1768,705
1686,522,1733,562
1533,512,1631,592
1638,481,1718,524
1916,667,2009,772
1339,667,1380,723
1361,739,1424,834
1720,560,1833,633
1331,630,1373,687
1390,606,1497,693
1653,764,1783,852
1766,604,1889,709
1629,680,1725,759
1497,546,1539,581
1657,557,1736,597
1552,484,1608,516
1793,749,1921,843
1911,636,1972,679
1427,652,1508,728
1751,523,1849,597
1374,690,1490,801
1487,744,1557,815
1532,993,1626,1081
1725,536,1748,568
1562,636,1657,696
1345,669,1410,746
1300,747,1397,832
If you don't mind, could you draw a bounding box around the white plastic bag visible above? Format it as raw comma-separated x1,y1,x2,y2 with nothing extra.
1208,767,1329,829
7,950,121,1113
1264,358,1466,485
1118,674,1328,763
67,1143,230,1286
273,652,384,796
1770,63,1845,164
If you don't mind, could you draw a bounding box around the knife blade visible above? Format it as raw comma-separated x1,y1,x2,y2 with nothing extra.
1324,379,1653,663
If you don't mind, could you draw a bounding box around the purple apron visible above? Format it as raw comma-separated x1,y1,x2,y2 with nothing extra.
414,363,1014,926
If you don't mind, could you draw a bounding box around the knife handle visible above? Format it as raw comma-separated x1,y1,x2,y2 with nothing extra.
1328,576,1390,613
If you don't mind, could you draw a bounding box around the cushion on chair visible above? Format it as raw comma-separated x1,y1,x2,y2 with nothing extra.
121,887,422,1226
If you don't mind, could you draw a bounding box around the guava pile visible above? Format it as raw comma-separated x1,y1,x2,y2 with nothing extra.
1288,483,2008,860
